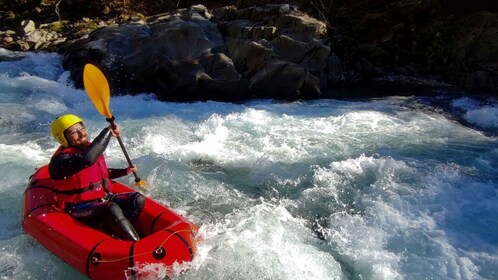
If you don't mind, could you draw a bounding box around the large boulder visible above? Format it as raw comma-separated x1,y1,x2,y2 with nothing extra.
62,4,330,101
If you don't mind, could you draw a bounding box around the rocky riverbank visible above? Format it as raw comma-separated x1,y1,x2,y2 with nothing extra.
1,1,497,101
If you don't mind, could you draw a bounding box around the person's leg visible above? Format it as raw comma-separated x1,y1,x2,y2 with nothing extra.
66,201,107,227
107,202,140,241
110,192,145,224
66,200,140,241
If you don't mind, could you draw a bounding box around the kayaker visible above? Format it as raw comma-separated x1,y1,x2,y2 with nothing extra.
48,113,144,241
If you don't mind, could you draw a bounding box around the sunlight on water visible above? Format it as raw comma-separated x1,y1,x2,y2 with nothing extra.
1,49,497,279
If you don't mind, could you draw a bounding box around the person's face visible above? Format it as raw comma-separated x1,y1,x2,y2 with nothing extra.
65,122,88,148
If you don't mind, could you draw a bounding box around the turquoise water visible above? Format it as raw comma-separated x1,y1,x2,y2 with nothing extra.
0,49,497,279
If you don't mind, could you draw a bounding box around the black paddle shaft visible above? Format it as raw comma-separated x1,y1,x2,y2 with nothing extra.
106,116,141,183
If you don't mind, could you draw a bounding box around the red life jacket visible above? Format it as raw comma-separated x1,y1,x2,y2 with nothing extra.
51,146,112,208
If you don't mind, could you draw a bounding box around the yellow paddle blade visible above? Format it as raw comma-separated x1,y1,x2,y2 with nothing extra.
83,63,113,119
135,179,149,191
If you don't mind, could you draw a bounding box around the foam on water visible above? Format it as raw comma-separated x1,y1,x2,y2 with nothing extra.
452,97,498,133
307,155,488,279
1,49,497,279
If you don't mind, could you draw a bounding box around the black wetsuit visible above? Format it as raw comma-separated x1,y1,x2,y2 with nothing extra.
49,127,144,241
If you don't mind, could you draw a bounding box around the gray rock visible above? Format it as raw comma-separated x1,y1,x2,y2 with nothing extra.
63,4,329,101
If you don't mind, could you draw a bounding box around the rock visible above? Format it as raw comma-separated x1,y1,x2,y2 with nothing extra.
63,5,241,101
3,36,14,43
62,4,328,101
270,14,328,42
212,4,327,99
20,20,36,35
7,1,496,98
16,40,31,51
199,52,240,81
270,35,330,72
249,59,312,99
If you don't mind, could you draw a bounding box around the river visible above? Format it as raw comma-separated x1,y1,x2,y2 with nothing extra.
0,49,497,279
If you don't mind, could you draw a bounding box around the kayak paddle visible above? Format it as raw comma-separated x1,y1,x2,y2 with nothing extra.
83,63,148,190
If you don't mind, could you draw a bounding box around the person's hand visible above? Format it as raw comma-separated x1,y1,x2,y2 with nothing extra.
127,164,137,174
110,123,121,137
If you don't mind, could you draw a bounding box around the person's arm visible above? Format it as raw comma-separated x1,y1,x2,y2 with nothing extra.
108,168,127,179
108,164,137,179
49,128,112,180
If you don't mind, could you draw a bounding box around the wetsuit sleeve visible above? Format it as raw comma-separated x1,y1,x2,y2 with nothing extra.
108,168,128,179
49,128,112,180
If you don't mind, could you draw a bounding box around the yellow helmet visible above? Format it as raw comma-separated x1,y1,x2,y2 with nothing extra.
51,114,84,147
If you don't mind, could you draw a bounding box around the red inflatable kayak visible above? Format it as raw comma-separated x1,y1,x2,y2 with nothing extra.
22,165,198,279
